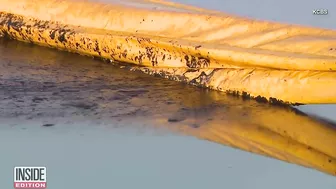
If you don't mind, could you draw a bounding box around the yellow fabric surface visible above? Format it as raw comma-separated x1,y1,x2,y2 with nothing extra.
0,0,335,104
1,0,336,70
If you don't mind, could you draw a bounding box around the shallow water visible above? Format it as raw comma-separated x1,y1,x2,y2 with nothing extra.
0,38,336,189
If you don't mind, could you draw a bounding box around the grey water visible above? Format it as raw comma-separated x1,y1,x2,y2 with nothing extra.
1,0,336,188
0,38,335,189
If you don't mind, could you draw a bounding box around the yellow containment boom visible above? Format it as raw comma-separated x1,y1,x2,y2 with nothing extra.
0,0,336,104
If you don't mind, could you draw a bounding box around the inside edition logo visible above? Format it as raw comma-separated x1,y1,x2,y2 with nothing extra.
14,167,47,189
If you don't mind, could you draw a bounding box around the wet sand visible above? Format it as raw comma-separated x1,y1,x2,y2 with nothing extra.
1,38,336,188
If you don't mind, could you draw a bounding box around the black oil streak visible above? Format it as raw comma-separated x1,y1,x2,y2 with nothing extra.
195,45,201,50
42,123,55,127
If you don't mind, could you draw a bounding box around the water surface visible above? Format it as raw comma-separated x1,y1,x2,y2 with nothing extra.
0,38,336,188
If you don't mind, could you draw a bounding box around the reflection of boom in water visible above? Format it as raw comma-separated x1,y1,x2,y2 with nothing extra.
0,34,335,176
158,94,336,176
1,35,335,176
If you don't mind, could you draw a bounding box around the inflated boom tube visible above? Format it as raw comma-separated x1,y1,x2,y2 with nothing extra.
1,0,336,105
